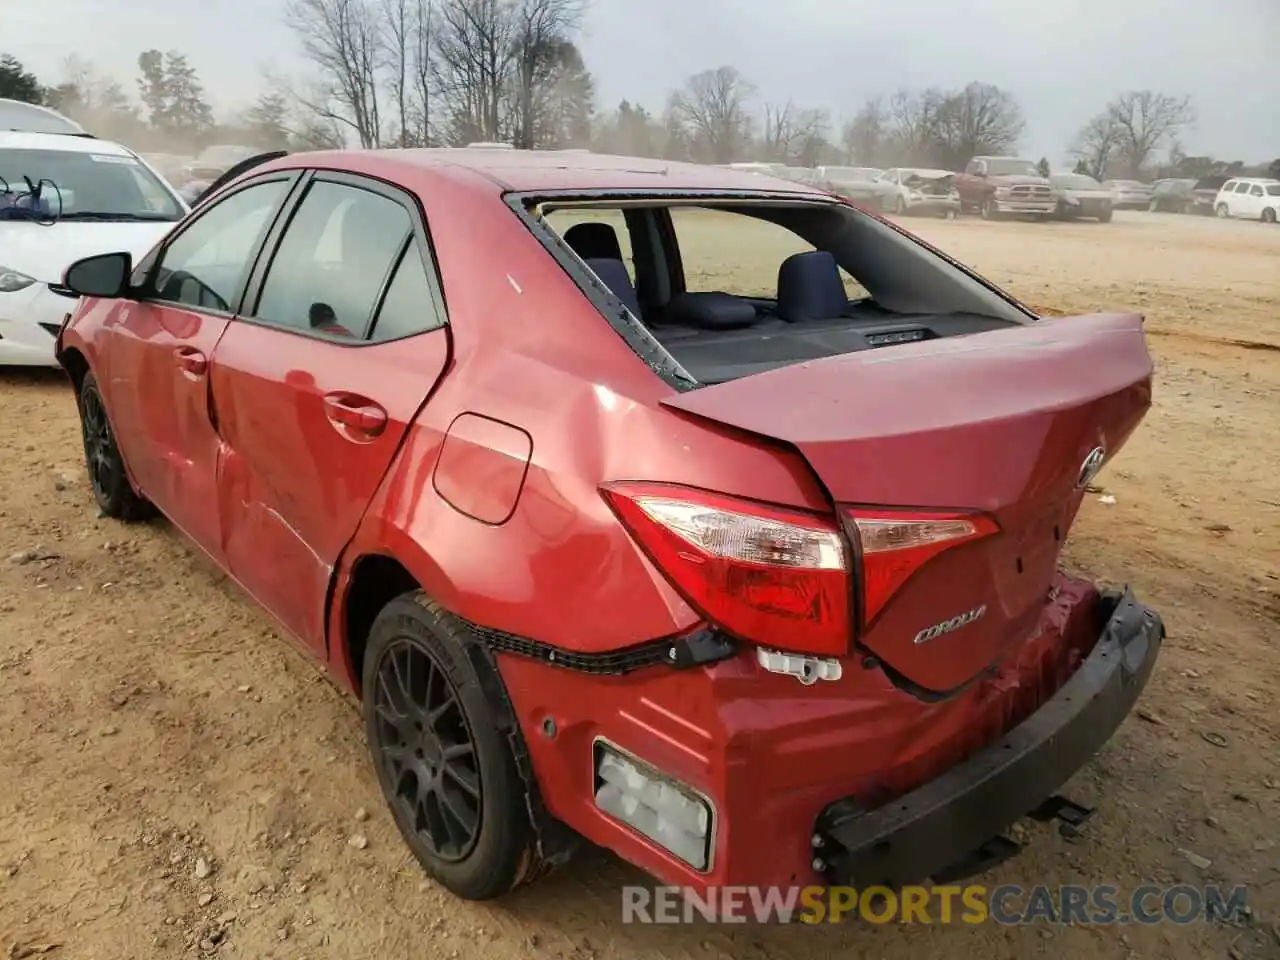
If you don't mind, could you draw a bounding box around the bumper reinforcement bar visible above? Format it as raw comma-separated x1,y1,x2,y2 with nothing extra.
812,587,1164,888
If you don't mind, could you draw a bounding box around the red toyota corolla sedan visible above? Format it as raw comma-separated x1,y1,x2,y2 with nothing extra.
53,147,1164,903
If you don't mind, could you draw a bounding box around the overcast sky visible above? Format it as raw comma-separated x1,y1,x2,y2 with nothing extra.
8,0,1279,163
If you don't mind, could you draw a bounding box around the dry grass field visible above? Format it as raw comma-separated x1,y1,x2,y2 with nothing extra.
1,210,1277,960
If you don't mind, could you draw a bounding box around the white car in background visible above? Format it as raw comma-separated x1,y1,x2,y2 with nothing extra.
1213,178,1280,223
875,168,961,218
1,98,87,136
0,131,188,366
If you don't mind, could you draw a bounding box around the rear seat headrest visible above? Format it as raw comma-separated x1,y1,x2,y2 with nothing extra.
776,250,850,322
661,292,758,330
564,221,624,261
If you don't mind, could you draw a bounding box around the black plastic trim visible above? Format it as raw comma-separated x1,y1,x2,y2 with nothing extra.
813,587,1164,888
456,616,737,675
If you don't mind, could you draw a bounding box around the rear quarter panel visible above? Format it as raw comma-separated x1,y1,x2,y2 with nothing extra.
335,163,833,666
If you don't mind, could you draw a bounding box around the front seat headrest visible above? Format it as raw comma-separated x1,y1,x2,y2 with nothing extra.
776,250,850,322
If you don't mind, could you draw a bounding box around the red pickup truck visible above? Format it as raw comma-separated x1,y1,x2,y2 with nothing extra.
955,157,1057,219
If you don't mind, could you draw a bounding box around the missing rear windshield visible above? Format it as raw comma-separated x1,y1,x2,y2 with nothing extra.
521,194,1034,387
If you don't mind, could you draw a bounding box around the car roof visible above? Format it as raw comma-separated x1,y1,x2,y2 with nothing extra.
257,147,827,196
0,98,87,135
0,130,132,155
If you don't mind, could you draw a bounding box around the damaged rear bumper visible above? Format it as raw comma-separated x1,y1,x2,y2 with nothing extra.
813,587,1164,887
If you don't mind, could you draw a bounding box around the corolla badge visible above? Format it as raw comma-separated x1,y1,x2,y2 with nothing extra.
1076,445,1107,490
913,605,986,645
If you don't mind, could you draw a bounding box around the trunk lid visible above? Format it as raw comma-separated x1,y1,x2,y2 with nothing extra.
661,312,1154,693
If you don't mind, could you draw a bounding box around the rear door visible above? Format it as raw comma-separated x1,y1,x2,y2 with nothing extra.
1244,184,1266,218
208,172,451,656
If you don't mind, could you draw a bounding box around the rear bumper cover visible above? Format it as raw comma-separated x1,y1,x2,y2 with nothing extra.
814,587,1163,887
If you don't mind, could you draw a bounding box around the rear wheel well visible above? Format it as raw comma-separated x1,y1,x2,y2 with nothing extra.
343,554,420,696
60,347,89,397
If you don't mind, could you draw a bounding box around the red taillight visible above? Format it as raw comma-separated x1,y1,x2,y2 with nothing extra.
847,508,999,626
602,483,851,657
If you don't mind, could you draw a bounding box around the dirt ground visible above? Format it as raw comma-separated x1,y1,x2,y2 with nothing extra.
1,210,1277,960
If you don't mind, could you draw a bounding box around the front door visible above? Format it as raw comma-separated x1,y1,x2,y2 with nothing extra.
209,174,451,655
104,176,296,558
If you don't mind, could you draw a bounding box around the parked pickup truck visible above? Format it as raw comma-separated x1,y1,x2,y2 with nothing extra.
955,157,1057,219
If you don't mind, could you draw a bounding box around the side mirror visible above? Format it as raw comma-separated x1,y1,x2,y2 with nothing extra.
63,252,133,299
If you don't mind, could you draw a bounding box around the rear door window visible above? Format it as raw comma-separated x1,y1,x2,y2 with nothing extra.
368,244,447,342
251,180,411,338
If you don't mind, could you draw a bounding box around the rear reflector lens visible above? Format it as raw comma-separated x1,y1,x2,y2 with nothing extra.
848,509,999,625
593,741,713,871
602,483,851,657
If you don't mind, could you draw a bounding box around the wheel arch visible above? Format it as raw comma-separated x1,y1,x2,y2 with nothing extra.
329,522,466,697
332,544,580,877
336,551,422,697
58,345,90,397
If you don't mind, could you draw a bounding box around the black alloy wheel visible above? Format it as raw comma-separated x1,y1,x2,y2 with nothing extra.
77,372,154,521
372,637,482,862
361,593,542,900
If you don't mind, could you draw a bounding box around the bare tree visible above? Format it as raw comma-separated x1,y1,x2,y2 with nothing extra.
931,82,1025,169
432,0,517,143
886,87,947,165
1105,90,1195,178
760,100,798,162
378,0,436,145
509,0,584,149
670,66,755,164
525,39,594,147
382,0,412,145
293,113,348,149
44,55,145,143
1070,112,1123,180
285,0,384,147
791,108,829,167
841,96,889,166
408,0,435,143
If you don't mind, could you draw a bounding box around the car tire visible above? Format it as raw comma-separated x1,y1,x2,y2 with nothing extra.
981,197,1000,220
1216,203,1229,218
1147,199,1159,213
1098,208,1113,223
1262,207,1276,224
77,372,156,522
943,208,957,221
361,592,542,901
